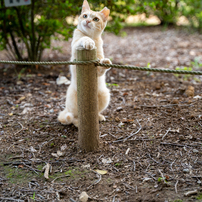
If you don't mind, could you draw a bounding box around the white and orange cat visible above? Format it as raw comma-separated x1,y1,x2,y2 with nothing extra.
58,0,111,127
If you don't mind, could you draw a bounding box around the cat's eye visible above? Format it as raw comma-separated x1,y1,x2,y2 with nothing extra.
83,14,88,18
93,17,99,22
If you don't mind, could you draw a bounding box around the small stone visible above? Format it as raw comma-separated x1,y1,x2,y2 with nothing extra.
115,117,120,122
185,86,194,97
179,135,185,141
193,149,199,153
183,169,189,173
122,118,127,123
49,109,54,113
118,122,124,127
116,107,123,111
79,191,89,202
171,99,179,104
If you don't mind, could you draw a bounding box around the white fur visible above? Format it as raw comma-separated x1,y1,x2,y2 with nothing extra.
58,1,111,127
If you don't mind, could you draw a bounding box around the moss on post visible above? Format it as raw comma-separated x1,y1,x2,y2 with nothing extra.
76,47,99,152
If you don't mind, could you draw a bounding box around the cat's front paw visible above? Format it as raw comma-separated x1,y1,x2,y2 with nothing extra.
82,38,95,50
100,58,112,69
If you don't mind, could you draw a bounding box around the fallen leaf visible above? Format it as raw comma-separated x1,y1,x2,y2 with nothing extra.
57,150,64,157
51,153,58,158
42,163,51,179
95,169,108,175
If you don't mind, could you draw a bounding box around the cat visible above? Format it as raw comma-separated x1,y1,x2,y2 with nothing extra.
58,0,111,127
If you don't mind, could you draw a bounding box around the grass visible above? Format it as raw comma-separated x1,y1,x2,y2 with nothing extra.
196,193,202,201
4,166,41,184
3,163,89,184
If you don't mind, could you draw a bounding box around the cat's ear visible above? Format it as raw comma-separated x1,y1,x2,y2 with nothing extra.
100,7,110,21
82,0,90,13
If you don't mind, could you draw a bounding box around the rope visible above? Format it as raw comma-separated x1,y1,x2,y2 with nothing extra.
0,59,202,75
0,59,99,65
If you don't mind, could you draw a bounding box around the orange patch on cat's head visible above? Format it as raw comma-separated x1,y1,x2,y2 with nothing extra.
100,7,110,22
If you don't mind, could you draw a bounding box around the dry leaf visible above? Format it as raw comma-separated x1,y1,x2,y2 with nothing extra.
95,169,108,175
42,163,51,179
57,150,64,157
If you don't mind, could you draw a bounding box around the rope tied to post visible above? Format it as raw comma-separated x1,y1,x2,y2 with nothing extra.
0,59,202,75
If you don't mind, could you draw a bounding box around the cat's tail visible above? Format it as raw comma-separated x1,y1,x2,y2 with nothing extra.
58,110,74,125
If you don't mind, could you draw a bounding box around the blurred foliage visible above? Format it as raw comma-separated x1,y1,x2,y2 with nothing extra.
0,0,202,62
180,0,202,32
0,0,80,61
141,0,180,25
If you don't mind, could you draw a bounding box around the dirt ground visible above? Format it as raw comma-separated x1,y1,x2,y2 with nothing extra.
0,26,202,202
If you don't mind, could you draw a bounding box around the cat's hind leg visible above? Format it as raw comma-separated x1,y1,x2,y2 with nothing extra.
98,88,110,122
58,110,74,125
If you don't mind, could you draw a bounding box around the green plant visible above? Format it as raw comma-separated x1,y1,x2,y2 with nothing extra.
174,66,193,80
17,67,26,80
158,177,168,183
106,83,119,87
50,142,54,147
191,57,202,69
30,192,36,201
196,193,202,200
173,200,183,202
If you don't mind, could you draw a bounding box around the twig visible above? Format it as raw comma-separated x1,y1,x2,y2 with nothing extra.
123,183,135,190
139,104,193,108
70,198,77,202
112,195,117,202
161,142,201,147
113,119,142,143
87,170,102,190
170,159,176,171
38,138,54,153
22,162,41,175
14,122,25,135
175,180,178,194
148,153,160,164
133,161,136,172
0,198,24,202
51,175,70,183
162,128,171,140
3,161,32,166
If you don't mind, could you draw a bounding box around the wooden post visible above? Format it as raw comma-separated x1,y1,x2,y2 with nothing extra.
76,47,99,152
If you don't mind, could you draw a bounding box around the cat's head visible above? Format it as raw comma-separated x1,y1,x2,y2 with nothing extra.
77,0,110,37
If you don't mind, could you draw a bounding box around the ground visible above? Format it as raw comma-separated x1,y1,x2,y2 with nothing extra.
0,26,202,202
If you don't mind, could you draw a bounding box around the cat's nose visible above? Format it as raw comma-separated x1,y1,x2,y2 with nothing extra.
86,20,91,24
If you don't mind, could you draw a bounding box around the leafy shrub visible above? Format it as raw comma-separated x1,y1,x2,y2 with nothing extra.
141,0,180,25
0,0,79,61
180,0,202,32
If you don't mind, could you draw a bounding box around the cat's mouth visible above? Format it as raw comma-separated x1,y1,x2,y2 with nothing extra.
84,24,91,29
